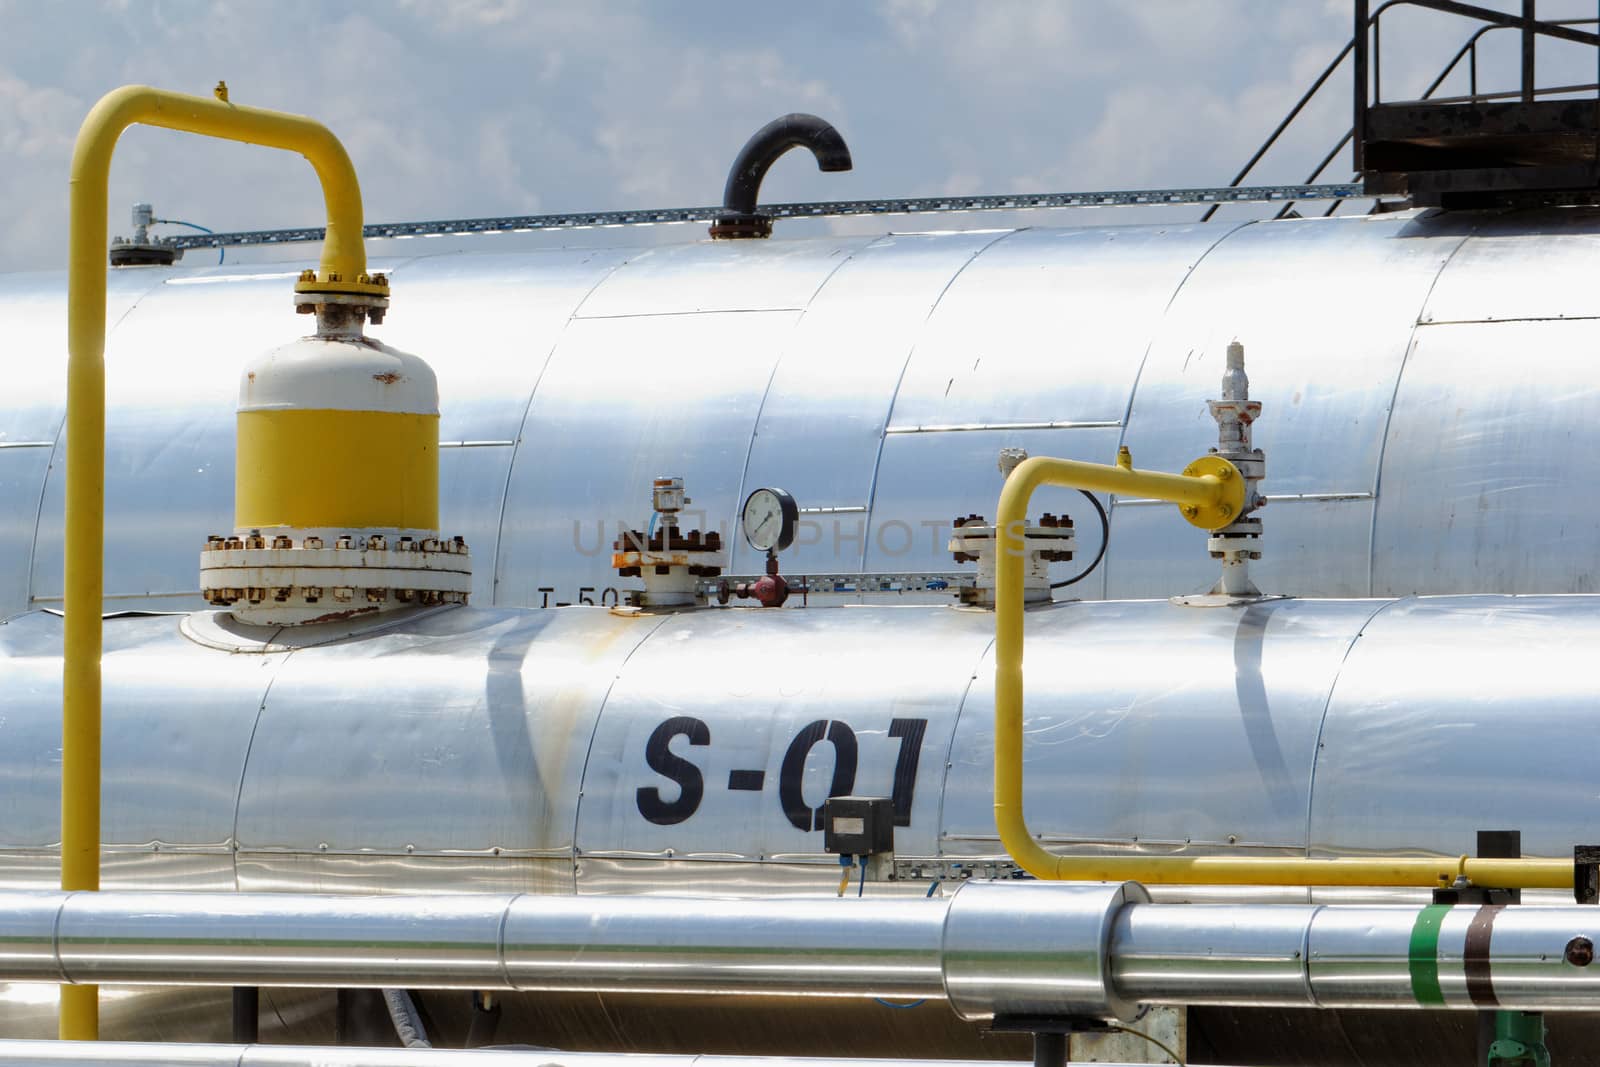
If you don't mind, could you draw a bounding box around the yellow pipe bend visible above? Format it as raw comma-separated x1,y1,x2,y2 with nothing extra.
63,83,375,1041
992,454,1573,891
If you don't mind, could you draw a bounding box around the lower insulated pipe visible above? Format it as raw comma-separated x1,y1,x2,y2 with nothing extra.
5,884,1597,1017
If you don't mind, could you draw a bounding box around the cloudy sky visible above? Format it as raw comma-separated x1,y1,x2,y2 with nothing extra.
2,1,1594,272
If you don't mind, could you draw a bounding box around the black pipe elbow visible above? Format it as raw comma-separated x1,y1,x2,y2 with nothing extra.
711,113,853,239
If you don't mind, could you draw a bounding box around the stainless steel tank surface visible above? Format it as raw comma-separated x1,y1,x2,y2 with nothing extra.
7,209,1600,1064
7,208,1600,620
2,592,1599,1061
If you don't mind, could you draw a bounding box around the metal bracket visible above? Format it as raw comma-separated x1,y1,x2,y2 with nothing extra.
161,183,1370,251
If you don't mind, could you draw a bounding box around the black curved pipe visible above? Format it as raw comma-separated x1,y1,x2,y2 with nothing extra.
711,113,852,239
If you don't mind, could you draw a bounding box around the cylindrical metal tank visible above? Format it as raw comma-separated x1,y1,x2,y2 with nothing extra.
7,208,1600,619
1,592,1597,1061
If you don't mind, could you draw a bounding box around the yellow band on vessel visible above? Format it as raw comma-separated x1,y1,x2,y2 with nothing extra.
236,409,439,531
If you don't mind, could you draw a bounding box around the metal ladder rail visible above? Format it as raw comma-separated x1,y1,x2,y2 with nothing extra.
1284,16,1600,220
1204,1,1600,223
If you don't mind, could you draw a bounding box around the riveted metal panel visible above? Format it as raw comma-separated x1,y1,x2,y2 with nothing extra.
383,248,631,444
438,443,512,606
1104,497,1375,600
0,611,277,891
1123,214,1466,497
234,606,658,894
574,607,993,876
29,266,408,608
1418,209,1600,324
1372,319,1600,595
0,447,50,619
1309,596,1600,861
735,231,1002,576
575,237,871,317
0,268,164,446
494,311,800,609
941,598,1382,858
888,224,1241,430
863,426,1122,599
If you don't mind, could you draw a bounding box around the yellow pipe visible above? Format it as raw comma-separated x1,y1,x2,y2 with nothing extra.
64,83,376,1041
993,453,1574,891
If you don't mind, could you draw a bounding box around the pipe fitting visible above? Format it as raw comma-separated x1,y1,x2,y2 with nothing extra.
710,113,852,239
942,881,1149,1022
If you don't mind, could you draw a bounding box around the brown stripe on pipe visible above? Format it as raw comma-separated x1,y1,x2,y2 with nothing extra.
1463,904,1504,1008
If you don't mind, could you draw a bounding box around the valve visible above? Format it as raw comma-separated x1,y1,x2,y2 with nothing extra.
949,449,1075,608
612,476,725,608
1205,340,1266,597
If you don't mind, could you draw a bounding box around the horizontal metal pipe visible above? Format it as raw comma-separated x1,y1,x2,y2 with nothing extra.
0,1045,1054,1067
1110,903,1600,1010
6,887,1600,1018
1,890,947,1000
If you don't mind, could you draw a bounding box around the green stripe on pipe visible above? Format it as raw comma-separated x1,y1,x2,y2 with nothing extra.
1408,904,1451,1006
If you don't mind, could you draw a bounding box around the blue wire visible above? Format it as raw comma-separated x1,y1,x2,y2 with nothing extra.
857,855,867,897
154,218,223,265
925,880,939,897
871,868,934,1007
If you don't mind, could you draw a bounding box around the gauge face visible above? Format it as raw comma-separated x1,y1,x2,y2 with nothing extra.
742,487,798,552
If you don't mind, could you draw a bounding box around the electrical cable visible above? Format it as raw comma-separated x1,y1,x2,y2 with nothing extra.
153,218,224,264
1102,1024,1185,1066
857,854,867,897
837,855,852,897
1050,489,1109,589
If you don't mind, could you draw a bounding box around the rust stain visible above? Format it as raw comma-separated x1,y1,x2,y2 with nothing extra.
373,371,403,385
300,606,380,625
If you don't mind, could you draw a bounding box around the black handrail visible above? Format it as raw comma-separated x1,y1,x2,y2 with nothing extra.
1277,17,1600,219
1206,0,1600,222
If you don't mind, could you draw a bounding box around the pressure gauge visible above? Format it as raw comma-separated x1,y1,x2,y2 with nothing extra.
741,487,798,553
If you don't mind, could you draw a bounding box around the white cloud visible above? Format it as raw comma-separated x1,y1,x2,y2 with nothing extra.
0,2,1533,273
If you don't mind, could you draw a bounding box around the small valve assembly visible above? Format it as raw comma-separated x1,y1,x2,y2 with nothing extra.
612,477,726,608
949,448,1076,608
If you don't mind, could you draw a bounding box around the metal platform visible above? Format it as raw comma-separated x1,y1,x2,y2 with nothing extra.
1354,0,1600,207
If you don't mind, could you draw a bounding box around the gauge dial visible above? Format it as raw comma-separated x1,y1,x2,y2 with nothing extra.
742,487,798,552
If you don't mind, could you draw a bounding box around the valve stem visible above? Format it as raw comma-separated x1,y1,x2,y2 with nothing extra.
1206,341,1265,597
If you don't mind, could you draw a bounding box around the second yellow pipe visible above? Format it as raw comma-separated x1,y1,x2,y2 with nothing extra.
992,454,1573,890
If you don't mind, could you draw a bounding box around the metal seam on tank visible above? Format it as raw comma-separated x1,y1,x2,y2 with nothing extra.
490,253,633,605
1105,218,1252,601
861,229,1016,575
49,890,71,985
935,881,961,1007
495,893,520,991
24,276,167,611
729,236,874,575
1298,595,1409,873
1421,313,1600,326
1365,226,1477,598
228,651,299,888
933,630,1000,860
566,614,673,886
1300,903,1323,1007
575,307,824,321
